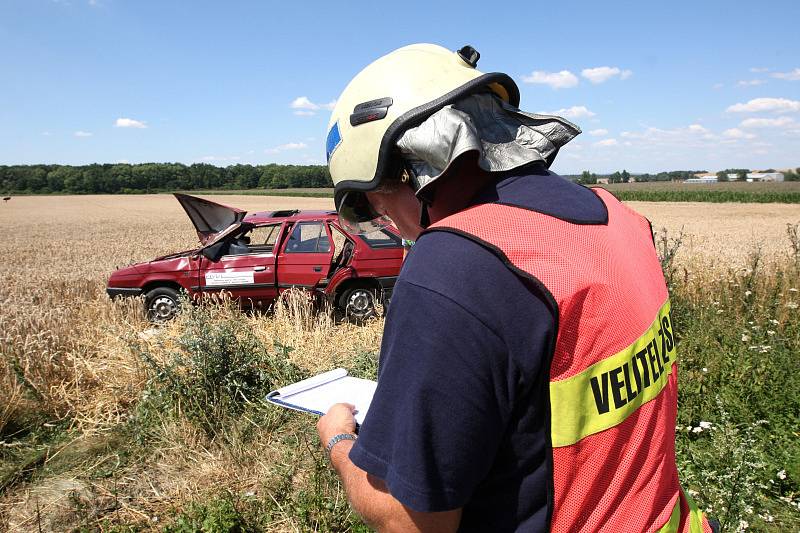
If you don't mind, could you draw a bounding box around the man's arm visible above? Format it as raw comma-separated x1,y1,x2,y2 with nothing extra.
318,404,462,533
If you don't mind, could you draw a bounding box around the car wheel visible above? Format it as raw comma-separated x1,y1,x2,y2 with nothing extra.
340,287,377,323
145,287,181,322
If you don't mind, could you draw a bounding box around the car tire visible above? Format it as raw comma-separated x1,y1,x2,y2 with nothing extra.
145,287,181,322
340,287,377,323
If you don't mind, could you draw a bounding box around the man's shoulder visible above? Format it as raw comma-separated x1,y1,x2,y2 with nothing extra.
402,230,509,296
398,229,555,342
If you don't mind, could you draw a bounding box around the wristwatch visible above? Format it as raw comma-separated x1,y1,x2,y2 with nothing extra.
326,433,357,455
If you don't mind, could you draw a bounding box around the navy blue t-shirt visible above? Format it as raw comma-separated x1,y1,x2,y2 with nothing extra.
349,170,607,532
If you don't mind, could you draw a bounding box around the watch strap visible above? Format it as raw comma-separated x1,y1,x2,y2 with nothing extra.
326,433,357,455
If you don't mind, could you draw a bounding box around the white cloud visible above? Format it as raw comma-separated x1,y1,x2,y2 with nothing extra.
265,142,308,154
74,130,92,137
521,70,579,89
290,96,336,116
114,117,147,128
737,79,765,87
594,138,618,147
581,66,628,84
290,96,318,110
771,68,800,81
617,125,718,145
41,131,53,136
588,128,608,136
541,105,595,119
726,97,800,113
750,67,770,73
712,83,724,89
739,117,795,128
722,128,756,139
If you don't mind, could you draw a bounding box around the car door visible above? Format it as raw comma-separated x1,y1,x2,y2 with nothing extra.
200,223,281,302
276,221,335,291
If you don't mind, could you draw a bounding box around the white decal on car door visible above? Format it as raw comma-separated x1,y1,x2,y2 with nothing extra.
205,271,255,286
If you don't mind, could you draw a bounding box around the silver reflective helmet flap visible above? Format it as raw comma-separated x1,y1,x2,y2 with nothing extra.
396,92,581,195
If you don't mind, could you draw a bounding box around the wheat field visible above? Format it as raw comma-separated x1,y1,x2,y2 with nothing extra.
0,194,798,531
2,194,797,277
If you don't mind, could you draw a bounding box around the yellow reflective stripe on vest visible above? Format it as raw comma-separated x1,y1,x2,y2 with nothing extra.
684,489,707,533
656,498,681,533
656,489,704,533
550,299,676,447
655,490,708,533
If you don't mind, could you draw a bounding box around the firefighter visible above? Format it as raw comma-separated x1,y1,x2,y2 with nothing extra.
317,43,715,533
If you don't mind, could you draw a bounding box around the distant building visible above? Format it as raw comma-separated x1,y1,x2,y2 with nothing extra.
746,172,784,182
685,176,718,184
695,172,740,181
596,178,610,184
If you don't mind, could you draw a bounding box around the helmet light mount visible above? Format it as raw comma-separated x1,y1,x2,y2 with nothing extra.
456,45,480,67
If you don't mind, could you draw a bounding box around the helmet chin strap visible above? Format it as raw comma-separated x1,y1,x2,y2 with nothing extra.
417,184,436,229
400,163,434,229
419,199,431,229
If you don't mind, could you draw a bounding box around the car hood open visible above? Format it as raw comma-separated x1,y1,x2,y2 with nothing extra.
174,193,247,245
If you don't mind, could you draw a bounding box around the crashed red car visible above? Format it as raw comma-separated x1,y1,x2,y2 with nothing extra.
106,193,403,321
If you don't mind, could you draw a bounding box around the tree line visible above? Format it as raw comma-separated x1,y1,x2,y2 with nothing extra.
3,163,798,194
0,163,333,194
572,170,706,184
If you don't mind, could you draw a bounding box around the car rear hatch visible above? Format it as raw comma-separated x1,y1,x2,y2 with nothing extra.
174,193,247,245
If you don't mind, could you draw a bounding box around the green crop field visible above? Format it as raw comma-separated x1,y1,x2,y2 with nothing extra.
596,181,800,203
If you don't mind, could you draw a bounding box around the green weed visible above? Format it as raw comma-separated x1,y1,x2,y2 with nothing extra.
672,254,800,530
131,300,305,440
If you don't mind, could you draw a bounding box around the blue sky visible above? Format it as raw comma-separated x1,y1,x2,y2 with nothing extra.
1,0,798,174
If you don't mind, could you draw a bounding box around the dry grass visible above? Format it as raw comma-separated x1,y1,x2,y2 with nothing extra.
630,201,799,267
0,194,797,531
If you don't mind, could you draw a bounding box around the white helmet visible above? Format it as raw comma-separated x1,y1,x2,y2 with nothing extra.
326,43,519,233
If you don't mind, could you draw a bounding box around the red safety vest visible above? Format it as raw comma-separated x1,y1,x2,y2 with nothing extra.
428,188,711,533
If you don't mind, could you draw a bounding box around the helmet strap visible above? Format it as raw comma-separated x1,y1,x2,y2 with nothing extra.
416,183,436,229
419,199,431,229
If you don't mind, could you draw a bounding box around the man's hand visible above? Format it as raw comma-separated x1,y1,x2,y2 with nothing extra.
317,403,357,449
316,404,462,532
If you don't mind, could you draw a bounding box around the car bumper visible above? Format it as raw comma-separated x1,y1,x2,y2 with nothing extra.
107,287,144,299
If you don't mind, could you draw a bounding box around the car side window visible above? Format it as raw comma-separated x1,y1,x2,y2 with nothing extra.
358,228,403,248
246,224,282,252
285,222,330,254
